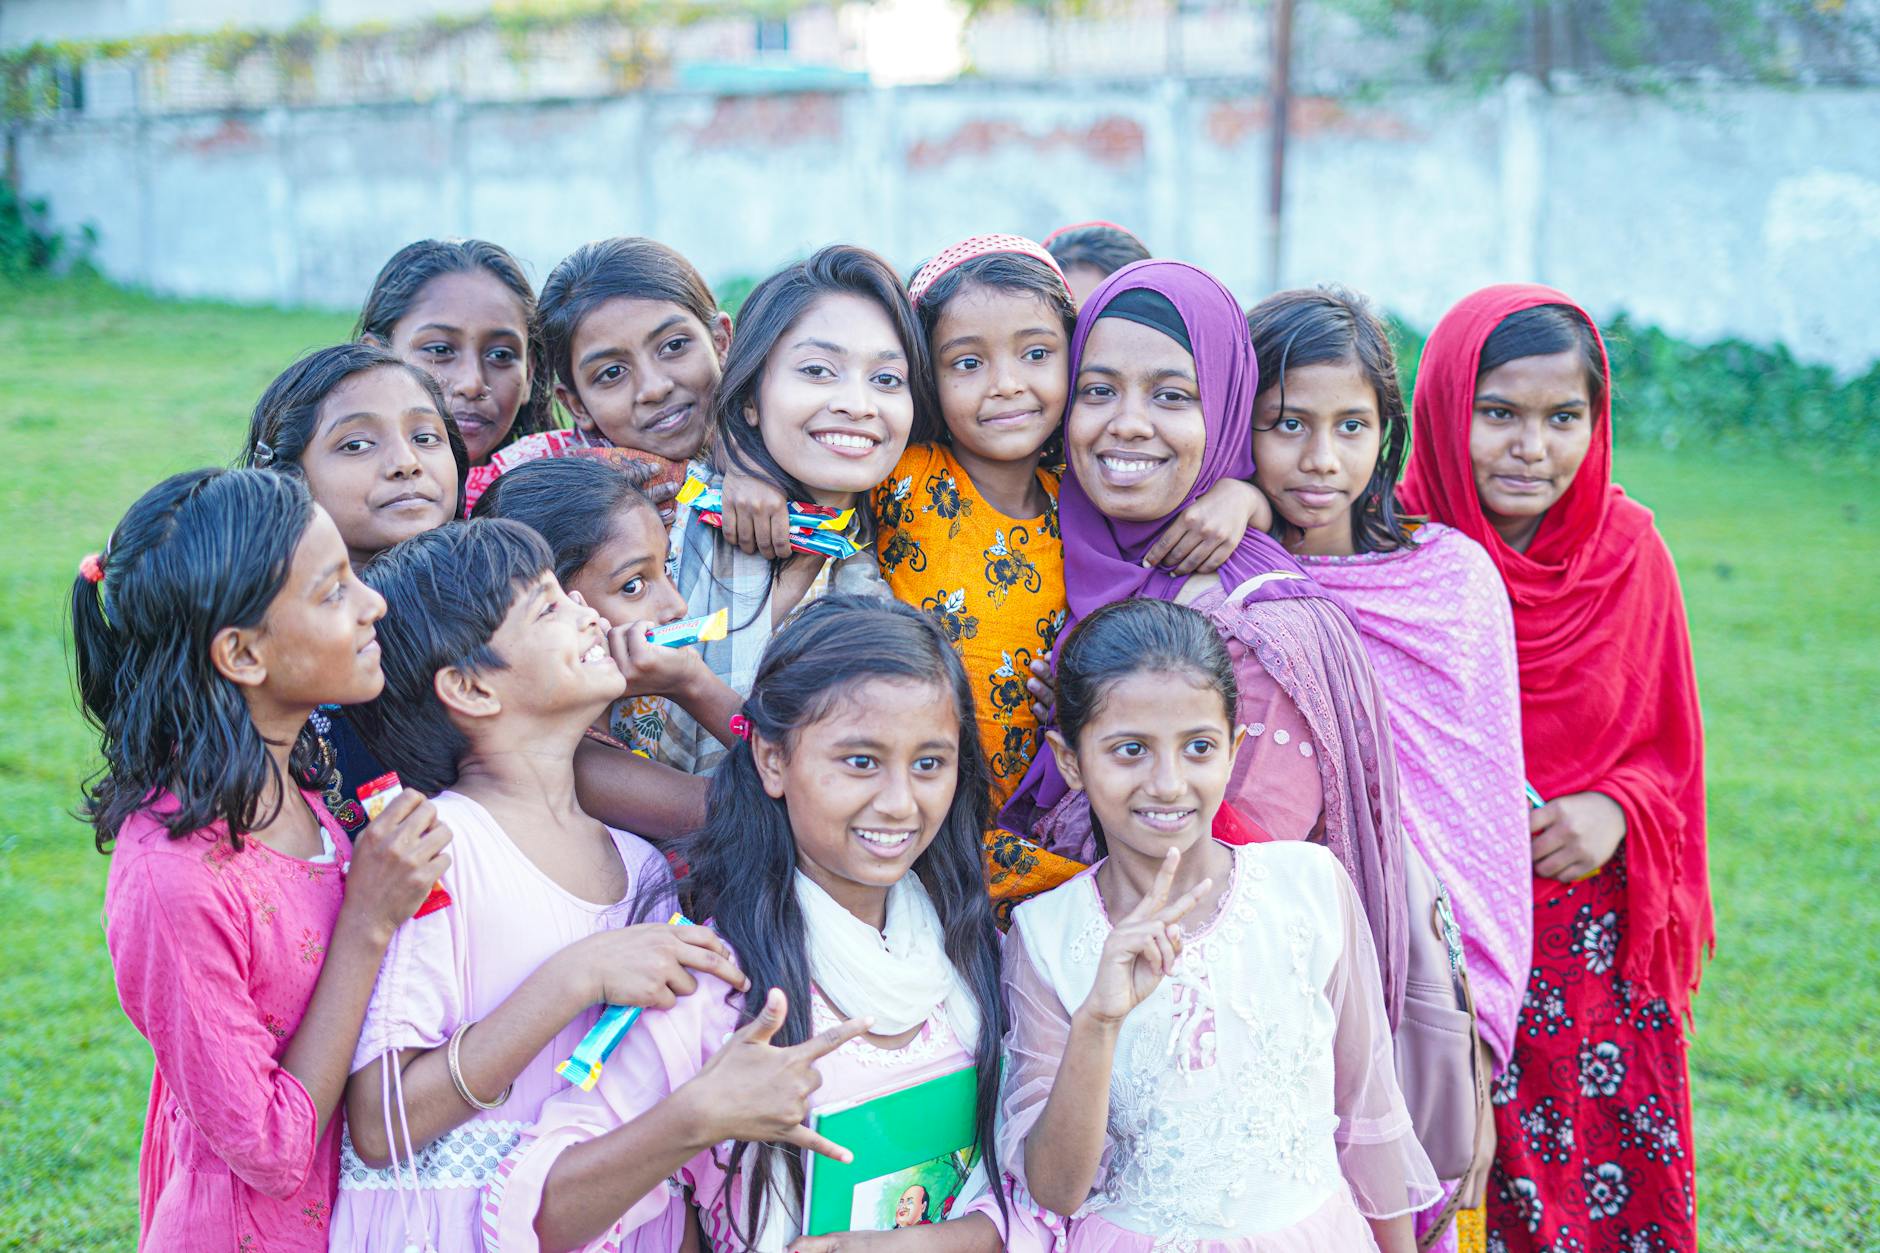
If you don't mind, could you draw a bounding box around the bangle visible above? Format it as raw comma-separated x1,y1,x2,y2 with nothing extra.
447,1020,512,1111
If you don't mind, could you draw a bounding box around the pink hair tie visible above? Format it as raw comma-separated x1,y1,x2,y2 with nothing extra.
79,553,106,584
729,714,753,742
907,233,1069,307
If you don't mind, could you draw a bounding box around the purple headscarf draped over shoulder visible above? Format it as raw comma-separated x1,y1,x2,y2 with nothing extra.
1001,259,1346,830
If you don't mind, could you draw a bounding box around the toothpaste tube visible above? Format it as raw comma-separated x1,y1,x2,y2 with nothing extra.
556,914,696,1090
357,772,452,919
677,476,860,560
645,607,729,648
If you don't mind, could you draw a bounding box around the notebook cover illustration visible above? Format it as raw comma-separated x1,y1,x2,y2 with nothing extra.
800,1064,980,1236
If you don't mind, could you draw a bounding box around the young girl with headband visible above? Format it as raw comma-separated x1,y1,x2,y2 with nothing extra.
724,235,1263,912
76,467,451,1251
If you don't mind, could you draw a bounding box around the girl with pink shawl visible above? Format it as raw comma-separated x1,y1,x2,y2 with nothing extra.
1000,259,1409,1026
1245,288,1532,1249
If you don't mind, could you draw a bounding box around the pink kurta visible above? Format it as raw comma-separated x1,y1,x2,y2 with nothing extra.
482,956,1015,1251
331,791,669,1251
103,791,353,1252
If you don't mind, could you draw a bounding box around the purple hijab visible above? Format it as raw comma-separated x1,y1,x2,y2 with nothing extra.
1000,258,1342,826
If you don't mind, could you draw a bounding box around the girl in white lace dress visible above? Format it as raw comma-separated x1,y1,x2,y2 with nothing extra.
1001,598,1439,1253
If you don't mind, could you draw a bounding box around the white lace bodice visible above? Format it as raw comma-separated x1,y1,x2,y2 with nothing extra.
1009,843,1356,1245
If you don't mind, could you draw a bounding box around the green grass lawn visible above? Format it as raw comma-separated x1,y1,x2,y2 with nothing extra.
1,278,1875,1250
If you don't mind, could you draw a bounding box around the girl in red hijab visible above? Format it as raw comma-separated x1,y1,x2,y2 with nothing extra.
1399,285,1713,1253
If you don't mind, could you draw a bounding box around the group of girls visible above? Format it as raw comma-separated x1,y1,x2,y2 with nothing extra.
74,217,1711,1253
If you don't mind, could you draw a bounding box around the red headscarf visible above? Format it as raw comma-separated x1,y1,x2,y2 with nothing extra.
1398,284,1713,1022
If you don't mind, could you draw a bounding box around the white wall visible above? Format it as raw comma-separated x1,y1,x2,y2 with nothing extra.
15,77,1880,372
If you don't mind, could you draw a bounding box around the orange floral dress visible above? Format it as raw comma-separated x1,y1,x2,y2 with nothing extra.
872,443,1083,912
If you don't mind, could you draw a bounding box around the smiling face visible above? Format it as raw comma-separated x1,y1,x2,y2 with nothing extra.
297,366,460,566
475,569,626,727
1252,358,1382,557
252,506,388,709
745,293,915,507
931,282,1068,473
381,270,531,465
1468,349,1597,552
754,677,960,929
561,296,730,463
894,1185,931,1227
1050,668,1237,864
561,500,690,630
1066,316,1208,522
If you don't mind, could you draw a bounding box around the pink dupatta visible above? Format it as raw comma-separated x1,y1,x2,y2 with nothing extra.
1300,524,1533,1067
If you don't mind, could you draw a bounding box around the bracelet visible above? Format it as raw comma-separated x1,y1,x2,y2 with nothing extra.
447,1020,512,1111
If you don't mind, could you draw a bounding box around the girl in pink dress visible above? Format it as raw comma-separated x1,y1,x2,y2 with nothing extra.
330,518,750,1251
483,596,1019,1252
78,467,453,1252
1002,596,1439,1252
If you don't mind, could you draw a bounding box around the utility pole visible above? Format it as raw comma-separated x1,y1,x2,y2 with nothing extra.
1265,0,1295,295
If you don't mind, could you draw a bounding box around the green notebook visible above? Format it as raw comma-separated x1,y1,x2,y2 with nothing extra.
800,1064,981,1236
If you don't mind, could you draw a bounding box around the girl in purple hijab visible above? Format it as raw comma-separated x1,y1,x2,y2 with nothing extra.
1001,258,1409,1023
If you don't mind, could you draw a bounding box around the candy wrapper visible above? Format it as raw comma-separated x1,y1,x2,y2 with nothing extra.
677,475,861,561
357,772,452,919
556,913,695,1091
645,607,729,649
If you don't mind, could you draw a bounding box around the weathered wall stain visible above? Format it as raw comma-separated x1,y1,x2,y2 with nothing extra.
1207,96,1420,147
687,93,844,148
906,115,1145,169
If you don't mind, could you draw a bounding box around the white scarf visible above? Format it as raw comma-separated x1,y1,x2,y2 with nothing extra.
793,869,983,1047
747,873,985,1250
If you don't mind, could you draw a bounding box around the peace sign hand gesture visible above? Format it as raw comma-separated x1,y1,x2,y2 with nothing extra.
682,987,871,1164
1081,848,1213,1027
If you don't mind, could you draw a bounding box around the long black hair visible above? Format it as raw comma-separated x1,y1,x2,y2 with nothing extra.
713,244,938,485
1247,286,1417,554
1478,303,1608,410
656,594,1004,1244
347,519,555,795
469,455,660,584
73,467,321,852
914,252,1076,460
1052,598,1239,859
354,238,555,445
538,236,722,394
240,342,470,520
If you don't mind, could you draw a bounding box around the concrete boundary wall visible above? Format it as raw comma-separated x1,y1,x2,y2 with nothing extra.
14,77,1880,372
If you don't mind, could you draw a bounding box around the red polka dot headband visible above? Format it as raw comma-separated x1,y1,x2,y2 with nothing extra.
907,233,1069,308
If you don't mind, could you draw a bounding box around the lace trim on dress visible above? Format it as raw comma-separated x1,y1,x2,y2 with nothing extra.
338,1120,529,1192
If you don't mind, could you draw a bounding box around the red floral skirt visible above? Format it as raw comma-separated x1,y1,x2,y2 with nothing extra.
1486,858,1697,1253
